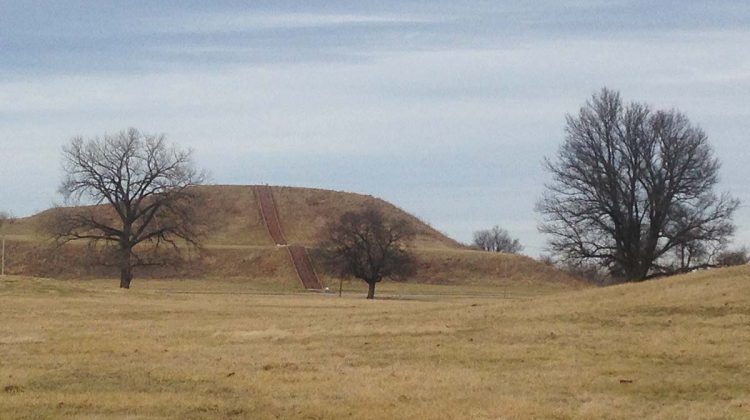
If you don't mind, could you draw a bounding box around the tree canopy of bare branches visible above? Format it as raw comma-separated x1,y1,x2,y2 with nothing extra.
55,128,206,288
319,205,416,299
472,226,523,254
537,88,739,281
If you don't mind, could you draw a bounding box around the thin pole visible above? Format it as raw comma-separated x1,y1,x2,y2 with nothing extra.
1,237,5,277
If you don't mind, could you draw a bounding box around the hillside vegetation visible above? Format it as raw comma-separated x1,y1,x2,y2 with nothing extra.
1,266,747,418
3,185,578,289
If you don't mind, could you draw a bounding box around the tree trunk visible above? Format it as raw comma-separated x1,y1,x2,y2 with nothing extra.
366,281,376,299
120,266,133,289
627,263,650,282
119,247,133,289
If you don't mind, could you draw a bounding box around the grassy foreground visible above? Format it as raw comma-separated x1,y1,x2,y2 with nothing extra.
1,268,749,419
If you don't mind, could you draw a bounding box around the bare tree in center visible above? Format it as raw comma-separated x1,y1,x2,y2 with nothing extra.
319,205,416,299
537,88,739,281
54,128,206,288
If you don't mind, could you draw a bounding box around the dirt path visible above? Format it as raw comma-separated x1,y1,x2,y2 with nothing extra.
254,185,322,290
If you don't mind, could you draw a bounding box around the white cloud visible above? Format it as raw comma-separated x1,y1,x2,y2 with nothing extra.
151,12,435,34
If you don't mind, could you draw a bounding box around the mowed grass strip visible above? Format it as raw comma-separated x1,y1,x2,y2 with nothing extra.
1,267,749,419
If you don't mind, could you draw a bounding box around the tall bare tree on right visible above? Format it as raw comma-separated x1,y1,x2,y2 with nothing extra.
537,88,739,281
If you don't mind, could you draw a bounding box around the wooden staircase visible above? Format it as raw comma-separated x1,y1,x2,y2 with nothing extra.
287,245,323,290
254,186,323,290
254,185,287,245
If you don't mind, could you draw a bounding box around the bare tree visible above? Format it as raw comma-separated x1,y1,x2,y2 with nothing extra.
537,88,739,281
319,205,416,299
472,226,523,253
55,128,206,288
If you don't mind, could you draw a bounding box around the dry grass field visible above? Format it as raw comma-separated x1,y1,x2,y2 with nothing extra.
1,266,748,419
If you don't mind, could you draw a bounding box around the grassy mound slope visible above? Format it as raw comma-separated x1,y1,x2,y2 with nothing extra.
3,185,577,288
9,185,459,248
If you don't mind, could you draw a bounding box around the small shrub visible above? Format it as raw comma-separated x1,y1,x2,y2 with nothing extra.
716,247,749,267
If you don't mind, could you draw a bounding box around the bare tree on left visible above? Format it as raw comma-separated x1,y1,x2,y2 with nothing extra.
55,128,207,288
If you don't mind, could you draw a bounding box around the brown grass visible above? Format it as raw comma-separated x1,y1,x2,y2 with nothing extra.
271,186,460,249
411,248,580,286
1,266,748,419
4,240,581,294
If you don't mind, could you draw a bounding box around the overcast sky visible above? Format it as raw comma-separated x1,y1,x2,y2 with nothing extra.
1,1,749,255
